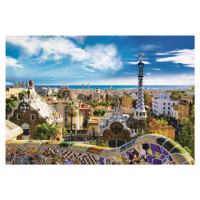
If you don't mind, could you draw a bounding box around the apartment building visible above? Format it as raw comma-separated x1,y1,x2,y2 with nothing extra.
152,94,179,116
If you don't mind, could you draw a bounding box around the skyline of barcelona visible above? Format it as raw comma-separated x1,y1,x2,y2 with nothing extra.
6,36,194,86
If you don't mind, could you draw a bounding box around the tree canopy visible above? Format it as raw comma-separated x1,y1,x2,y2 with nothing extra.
156,118,168,126
132,99,137,108
66,101,78,130
179,105,195,158
88,100,99,107
93,109,108,117
88,100,115,107
35,123,61,140
144,92,152,105
18,91,28,100
6,95,17,119
171,91,184,99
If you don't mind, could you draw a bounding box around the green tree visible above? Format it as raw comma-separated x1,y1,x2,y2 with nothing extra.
171,91,184,99
107,100,115,107
35,123,61,140
57,94,62,99
156,118,168,126
100,100,108,106
62,127,68,138
67,101,78,130
179,105,195,158
146,108,153,123
154,129,169,138
144,92,151,105
88,100,100,107
89,139,109,147
65,122,71,129
18,91,27,100
6,95,18,119
10,94,17,101
93,109,108,117
132,99,137,108
138,120,151,136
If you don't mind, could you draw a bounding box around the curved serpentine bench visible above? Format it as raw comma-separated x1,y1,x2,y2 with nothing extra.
6,134,194,165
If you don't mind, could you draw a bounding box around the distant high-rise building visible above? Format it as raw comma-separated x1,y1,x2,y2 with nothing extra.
87,84,89,90
82,84,84,90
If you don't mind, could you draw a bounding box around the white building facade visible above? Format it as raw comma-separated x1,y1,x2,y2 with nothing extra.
152,94,179,116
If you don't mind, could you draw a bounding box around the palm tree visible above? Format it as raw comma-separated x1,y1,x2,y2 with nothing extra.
36,123,61,140
67,101,78,130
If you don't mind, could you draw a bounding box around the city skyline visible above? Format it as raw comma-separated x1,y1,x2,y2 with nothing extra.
6,36,194,85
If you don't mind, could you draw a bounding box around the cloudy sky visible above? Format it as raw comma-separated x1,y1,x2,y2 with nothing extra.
6,36,194,85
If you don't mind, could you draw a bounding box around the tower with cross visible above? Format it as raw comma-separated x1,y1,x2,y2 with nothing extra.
134,52,147,120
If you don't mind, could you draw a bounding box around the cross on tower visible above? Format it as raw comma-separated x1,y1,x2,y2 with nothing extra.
138,52,144,62
20,104,29,112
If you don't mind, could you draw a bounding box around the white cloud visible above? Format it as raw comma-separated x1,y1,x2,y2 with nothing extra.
7,36,122,72
87,75,194,85
148,68,161,70
72,36,87,44
174,74,194,79
124,72,135,74
141,44,159,50
155,52,169,56
146,73,151,75
156,49,194,67
6,56,24,68
127,61,150,65
6,82,12,85
85,44,122,71
6,36,41,56
82,67,94,73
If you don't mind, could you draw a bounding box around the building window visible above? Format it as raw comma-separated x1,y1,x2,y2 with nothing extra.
163,107,165,110
21,123,30,136
187,107,188,111
168,111,170,114
168,103,170,105
31,114,35,121
168,107,170,110
163,103,165,105
182,114,183,117
179,112,180,116
179,105,181,109
163,111,165,114
182,107,184,111
17,114,20,120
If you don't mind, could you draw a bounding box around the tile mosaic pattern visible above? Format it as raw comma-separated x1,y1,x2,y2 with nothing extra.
5,135,194,165
5,143,178,165
136,79,144,110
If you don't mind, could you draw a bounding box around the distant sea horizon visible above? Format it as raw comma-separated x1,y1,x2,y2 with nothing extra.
6,84,193,90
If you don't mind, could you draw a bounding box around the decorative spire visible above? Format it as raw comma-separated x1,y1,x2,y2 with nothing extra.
138,52,144,62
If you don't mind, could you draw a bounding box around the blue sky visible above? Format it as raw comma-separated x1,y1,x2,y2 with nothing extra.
6,36,194,85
